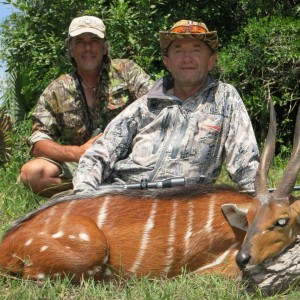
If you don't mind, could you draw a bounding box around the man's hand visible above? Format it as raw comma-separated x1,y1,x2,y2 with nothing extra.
32,133,103,163
79,133,103,153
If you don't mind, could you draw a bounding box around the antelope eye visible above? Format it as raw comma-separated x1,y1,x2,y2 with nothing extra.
276,218,289,227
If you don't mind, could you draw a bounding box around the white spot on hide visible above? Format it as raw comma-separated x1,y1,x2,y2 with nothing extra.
52,231,64,239
25,238,33,247
40,245,48,252
37,273,45,280
79,232,90,242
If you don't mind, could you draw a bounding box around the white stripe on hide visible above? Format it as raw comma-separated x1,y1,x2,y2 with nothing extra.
41,205,58,233
164,201,178,274
129,200,158,273
184,201,194,257
204,196,215,233
58,201,76,231
97,196,110,227
193,242,239,273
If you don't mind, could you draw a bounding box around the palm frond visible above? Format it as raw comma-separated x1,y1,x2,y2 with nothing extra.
0,110,12,166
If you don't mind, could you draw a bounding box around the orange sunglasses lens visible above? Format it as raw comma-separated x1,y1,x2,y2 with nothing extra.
171,25,207,34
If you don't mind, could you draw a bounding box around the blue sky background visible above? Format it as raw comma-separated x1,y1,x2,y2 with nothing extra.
0,1,13,98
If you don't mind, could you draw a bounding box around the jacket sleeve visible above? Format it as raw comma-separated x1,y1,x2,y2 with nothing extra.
122,59,154,98
28,79,65,146
72,97,147,193
224,89,259,190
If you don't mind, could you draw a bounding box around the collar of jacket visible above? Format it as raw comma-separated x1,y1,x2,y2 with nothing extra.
147,74,217,102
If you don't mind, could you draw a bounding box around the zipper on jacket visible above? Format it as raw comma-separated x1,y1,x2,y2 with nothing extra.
170,111,190,159
152,107,173,154
148,107,181,182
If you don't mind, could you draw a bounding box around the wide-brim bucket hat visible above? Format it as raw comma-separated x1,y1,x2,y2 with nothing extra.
159,20,218,53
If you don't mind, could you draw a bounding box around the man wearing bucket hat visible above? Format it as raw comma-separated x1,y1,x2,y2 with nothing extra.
73,20,259,193
19,16,153,197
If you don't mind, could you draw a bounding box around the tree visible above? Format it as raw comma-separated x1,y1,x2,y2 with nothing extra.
0,0,299,146
0,0,255,110
0,109,12,166
218,16,300,149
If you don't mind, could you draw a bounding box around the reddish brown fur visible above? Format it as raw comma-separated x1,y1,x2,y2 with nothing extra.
236,104,300,270
0,186,252,281
241,197,300,266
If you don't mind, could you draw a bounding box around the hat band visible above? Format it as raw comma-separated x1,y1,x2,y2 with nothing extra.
170,25,207,34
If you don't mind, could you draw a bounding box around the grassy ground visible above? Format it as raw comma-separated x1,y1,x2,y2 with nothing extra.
0,130,300,299
1,272,297,300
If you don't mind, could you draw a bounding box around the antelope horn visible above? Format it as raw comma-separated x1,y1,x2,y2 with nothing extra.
254,98,276,196
274,104,300,201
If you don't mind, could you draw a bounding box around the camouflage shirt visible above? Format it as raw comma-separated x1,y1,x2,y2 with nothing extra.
27,59,153,147
73,74,259,191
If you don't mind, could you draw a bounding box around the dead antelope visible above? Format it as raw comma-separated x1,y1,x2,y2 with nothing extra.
232,103,300,270
0,103,299,283
0,184,252,282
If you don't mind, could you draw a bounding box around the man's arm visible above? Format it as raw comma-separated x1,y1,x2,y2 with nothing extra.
31,133,102,163
73,97,147,193
122,59,153,98
224,89,259,190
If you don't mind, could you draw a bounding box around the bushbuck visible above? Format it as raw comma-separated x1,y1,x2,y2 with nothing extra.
234,103,300,270
0,103,299,283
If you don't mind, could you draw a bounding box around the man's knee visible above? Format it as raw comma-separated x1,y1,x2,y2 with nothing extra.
19,161,35,184
19,159,60,184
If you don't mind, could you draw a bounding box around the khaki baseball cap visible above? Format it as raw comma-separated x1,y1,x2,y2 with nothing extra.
159,20,218,53
68,16,106,38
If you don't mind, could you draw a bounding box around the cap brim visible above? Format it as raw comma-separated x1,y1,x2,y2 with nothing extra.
69,28,105,38
159,31,218,52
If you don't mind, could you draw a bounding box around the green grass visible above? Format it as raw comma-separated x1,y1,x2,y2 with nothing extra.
1,268,300,299
0,122,300,299
0,271,286,300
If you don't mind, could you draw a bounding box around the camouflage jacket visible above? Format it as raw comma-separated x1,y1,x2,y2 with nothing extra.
73,74,259,191
27,59,153,147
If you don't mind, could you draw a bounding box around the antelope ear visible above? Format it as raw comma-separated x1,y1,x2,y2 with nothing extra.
221,203,251,231
291,197,300,224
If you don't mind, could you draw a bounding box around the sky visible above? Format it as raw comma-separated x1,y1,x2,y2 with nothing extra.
0,1,14,97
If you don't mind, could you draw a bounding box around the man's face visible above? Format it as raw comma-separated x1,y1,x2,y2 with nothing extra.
70,33,106,73
163,38,217,90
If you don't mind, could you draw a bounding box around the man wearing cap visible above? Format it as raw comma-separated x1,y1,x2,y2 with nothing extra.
19,16,153,197
73,20,259,193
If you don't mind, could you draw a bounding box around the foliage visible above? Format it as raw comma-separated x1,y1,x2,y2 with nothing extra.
0,0,298,146
0,118,42,224
1,69,32,122
0,109,12,165
218,16,300,147
0,118,29,179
